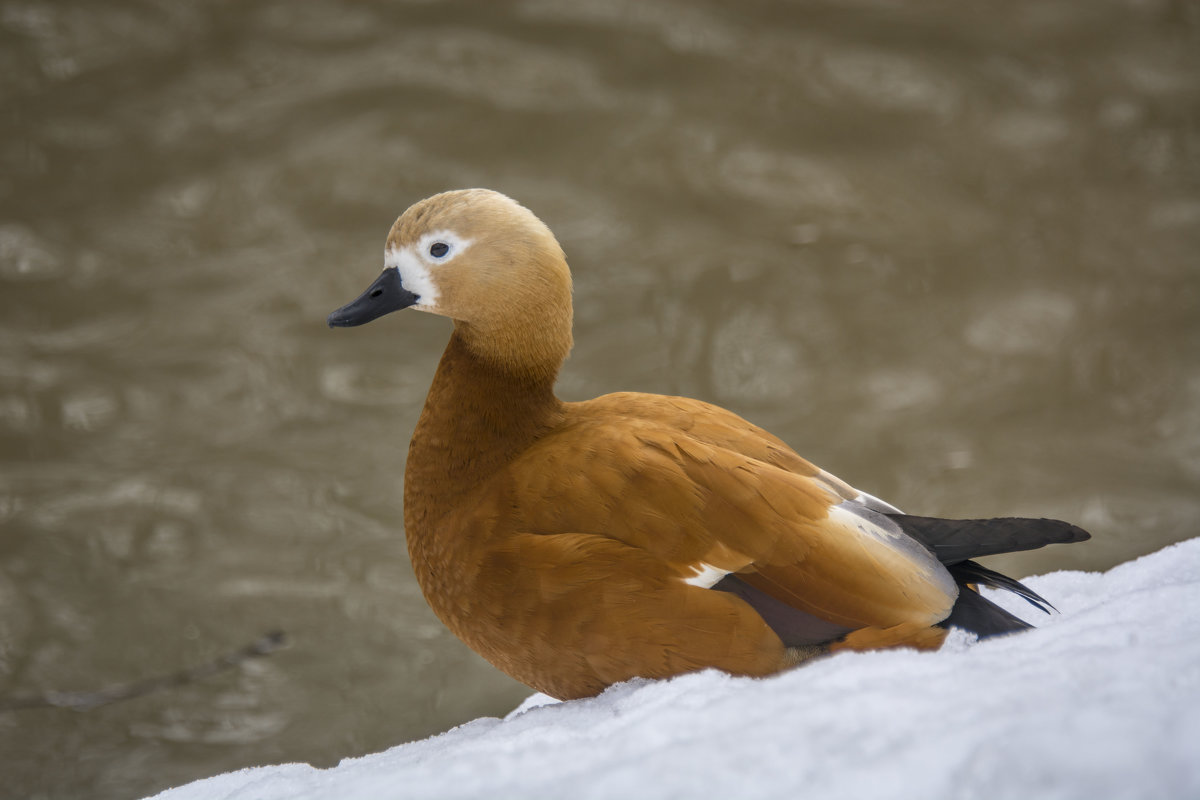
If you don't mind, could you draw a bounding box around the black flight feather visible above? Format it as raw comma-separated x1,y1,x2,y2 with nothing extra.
937,582,1034,638
883,514,1090,566
949,559,1057,613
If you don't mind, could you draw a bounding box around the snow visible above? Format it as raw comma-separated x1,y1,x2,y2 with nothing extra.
149,538,1200,800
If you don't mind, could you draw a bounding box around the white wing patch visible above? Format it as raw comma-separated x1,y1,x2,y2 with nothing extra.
827,503,957,599
854,490,903,514
683,562,731,589
812,469,902,514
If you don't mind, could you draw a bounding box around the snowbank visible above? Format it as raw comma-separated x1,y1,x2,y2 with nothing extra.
150,538,1200,800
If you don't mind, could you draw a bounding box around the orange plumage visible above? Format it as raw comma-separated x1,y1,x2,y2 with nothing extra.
328,189,1089,700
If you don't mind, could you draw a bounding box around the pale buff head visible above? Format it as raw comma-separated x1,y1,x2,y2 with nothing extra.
329,189,574,377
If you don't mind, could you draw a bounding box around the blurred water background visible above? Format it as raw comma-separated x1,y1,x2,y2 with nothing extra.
0,1,1197,797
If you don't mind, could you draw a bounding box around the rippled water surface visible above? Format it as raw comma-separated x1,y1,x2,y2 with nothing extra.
2,2,1198,797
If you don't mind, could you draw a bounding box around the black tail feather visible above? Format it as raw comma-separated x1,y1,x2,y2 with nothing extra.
937,560,1058,639
950,560,1056,614
939,583,1033,638
884,514,1090,565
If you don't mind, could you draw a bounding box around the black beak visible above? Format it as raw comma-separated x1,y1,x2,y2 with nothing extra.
327,267,419,328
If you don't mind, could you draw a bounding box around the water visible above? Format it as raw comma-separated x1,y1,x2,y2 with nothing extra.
1,1,1197,797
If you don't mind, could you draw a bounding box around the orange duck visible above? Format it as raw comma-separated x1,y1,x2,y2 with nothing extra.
327,189,1090,701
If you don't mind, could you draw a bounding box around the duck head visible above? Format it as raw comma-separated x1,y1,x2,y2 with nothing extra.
328,189,574,375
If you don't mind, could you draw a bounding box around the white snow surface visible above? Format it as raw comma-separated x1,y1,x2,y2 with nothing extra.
151,538,1200,800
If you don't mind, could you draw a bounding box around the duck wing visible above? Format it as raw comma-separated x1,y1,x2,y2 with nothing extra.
514,393,1087,643
512,410,959,636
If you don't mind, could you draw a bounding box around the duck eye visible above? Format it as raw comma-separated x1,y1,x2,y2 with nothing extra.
429,242,449,258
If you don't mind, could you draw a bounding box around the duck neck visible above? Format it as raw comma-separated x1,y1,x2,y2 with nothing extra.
404,328,563,531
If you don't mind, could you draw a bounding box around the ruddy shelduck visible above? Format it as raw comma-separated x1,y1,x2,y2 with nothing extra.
327,189,1090,700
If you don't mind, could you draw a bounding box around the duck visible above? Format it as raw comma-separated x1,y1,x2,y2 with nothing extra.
327,188,1090,701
